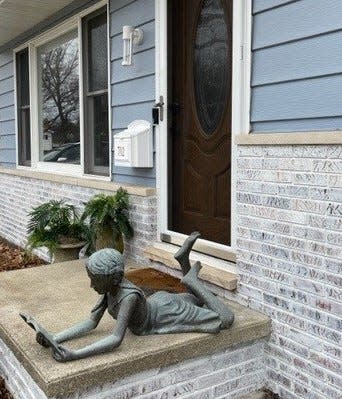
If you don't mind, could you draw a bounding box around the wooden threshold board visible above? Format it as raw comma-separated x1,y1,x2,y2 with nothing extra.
144,243,237,291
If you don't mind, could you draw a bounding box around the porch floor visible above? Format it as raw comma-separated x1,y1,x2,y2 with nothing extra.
0,260,269,398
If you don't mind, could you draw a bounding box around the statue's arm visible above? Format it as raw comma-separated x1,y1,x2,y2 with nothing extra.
53,294,137,362
52,295,107,344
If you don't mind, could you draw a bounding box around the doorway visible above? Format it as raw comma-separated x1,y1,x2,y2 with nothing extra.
168,0,233,246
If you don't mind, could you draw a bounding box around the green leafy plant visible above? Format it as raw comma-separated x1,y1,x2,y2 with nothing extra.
81,188,133,253
27,200,90,255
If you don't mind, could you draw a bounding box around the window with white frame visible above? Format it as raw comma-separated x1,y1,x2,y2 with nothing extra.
15,3,109,177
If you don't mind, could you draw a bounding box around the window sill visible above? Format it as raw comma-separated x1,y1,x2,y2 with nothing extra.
235,131,342,145
0,166,156,197
0,259,270,398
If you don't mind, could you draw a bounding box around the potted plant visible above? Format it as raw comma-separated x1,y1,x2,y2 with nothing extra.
27,200,90,263
81,188,133,253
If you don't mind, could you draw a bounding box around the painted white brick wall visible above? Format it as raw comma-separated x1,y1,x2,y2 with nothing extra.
0,337,266,399
0,173,157,263
236,145,342,399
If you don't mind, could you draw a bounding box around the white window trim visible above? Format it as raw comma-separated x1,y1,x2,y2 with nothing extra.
13,0,111,181
155,0,252,259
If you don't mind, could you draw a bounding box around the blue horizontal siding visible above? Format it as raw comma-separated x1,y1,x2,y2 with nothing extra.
0,62,14,81
0,134,16,148
0,105,14,122
111,48,155,84
0,120,15,135
0,149,16,163
110,0,154,36
0,77,14,94
112,173,155,187
0,52,15,167
251,0,342,133
112,101,155,130
252,30,342,86
251,75,342,122
253,0,342,49
253,0,297,14
0,162,15,168
110,0,155,187
0,91,14,109
111,75,155,106
0,54,12,67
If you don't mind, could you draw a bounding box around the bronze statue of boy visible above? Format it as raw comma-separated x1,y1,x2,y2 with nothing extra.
20,232,234,362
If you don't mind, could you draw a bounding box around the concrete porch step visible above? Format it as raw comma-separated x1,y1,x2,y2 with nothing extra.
144,242,238,291
0,260,270,399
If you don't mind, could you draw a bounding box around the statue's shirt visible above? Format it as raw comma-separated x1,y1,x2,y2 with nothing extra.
104,279,222,335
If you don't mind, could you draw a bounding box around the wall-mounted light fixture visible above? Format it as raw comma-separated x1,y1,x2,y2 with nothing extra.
122,25,144,66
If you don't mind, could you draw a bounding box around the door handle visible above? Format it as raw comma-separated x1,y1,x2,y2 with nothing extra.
153,96,164,124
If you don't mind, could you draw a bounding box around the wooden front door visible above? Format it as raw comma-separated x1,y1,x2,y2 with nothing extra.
168,0,232,246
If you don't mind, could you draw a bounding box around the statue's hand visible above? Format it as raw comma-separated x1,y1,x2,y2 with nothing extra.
52,345,75,362
36,332,51,348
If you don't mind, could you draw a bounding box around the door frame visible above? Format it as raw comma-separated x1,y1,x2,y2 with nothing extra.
155,0,252,259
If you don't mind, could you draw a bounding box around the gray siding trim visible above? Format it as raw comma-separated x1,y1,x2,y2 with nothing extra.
251,117,342,133
251,0,342,133
0,53,15,167
110,0,156,187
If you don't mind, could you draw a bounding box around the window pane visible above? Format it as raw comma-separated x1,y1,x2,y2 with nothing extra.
83,7,109,176
92,94,109,167
194,0,230,135
38,30,80,164
17,50,30,106
87,10,108,92
16,48,31,166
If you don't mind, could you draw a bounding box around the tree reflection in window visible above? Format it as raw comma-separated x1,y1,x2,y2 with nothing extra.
39,31,80,163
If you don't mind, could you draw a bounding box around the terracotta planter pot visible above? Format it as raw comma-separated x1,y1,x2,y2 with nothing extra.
95,228,124,253
53,242,86,263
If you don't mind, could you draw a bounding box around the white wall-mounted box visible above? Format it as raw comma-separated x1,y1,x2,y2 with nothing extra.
114,120,153,168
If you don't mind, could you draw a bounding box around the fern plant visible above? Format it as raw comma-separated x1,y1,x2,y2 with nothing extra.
27,200,90,255
81,188,133,253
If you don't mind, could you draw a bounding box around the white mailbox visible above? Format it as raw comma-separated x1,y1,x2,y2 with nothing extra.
114,120,153,168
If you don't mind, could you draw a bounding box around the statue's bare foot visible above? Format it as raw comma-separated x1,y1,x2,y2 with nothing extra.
175,232,200,261
182,261,202,286
174,231,201,273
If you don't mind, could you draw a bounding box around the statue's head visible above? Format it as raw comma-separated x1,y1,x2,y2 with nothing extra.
85,248,124,294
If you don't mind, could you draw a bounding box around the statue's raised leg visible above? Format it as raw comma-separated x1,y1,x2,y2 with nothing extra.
174,231,201,276
182,262,234,329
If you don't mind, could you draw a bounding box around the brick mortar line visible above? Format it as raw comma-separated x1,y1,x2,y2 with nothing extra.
237,226,330,249
239,271,341,300
237,204,329,222
265,344,336,378
265,363,332,398
253,301,340,342
237,237,341,263
237,297,338,338
237,193,342,209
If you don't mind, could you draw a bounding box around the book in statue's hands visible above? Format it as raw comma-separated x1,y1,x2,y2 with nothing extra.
19,312,60,352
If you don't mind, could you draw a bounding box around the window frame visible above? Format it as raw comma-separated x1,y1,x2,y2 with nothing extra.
13,0,111,180
15,47,31,167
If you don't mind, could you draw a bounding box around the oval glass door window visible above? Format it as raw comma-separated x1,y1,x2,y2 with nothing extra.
194,0,230,135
